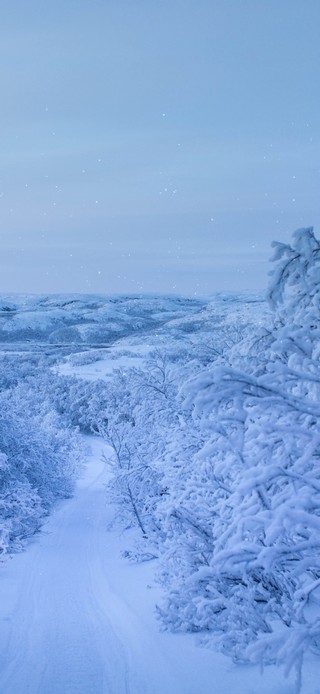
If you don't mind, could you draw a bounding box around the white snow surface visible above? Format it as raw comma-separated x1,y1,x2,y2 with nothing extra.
0,438,318,694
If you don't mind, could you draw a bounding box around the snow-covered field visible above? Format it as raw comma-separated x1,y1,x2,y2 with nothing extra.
1,231,320,694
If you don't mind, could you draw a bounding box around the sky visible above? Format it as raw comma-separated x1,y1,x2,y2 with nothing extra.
1,0,320,296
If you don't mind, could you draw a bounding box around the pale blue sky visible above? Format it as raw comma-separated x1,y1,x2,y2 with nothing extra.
1,0,320,295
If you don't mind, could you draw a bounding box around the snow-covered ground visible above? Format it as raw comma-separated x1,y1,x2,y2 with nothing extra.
1,279,319,694
0,437,318,694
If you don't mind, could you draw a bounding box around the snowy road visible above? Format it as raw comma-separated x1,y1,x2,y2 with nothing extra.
0,441,180,694
0,442,134,693
0,440,317,694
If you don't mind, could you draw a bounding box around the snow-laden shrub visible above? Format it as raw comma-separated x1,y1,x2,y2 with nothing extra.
157,228,320,691
97,361,174,541
67,349,107,366
0,361,83,556
42,374,111,434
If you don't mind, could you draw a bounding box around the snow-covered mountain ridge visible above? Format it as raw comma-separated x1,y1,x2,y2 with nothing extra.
0,291,265,346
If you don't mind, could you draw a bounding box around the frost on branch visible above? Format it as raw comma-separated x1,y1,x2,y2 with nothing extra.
268,226,320,330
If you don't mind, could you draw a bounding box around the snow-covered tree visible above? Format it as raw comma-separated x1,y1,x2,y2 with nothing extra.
97,359,175,542
158,228,320,692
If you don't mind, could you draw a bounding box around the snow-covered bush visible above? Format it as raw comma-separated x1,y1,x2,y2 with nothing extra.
67,349,107,366
157,228,320,691
42,373,110,434
97,360,175,541
0,360,83,556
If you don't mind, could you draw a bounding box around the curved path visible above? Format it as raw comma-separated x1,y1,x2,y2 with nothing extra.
0,441,178,694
